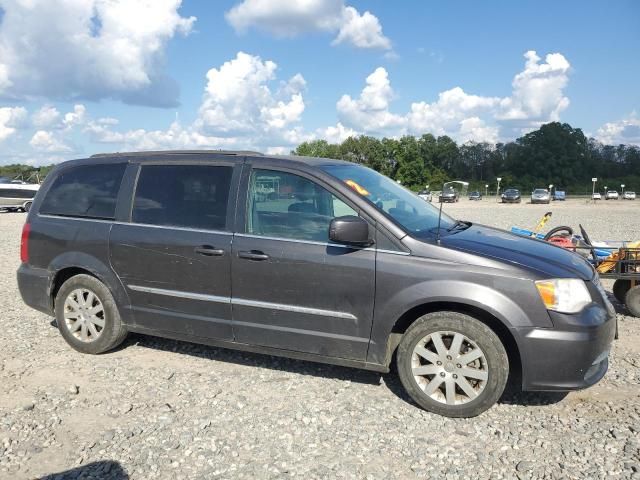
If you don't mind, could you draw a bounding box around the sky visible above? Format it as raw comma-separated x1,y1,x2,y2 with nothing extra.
0,0,639,166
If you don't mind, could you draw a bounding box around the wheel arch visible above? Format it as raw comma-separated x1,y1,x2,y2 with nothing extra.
382,300,523,390
48,252,131,322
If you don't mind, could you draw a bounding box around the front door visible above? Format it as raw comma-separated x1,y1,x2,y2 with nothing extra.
231,168,376,360
110,163,237,340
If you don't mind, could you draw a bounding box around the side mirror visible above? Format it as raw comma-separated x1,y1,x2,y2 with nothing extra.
329,216,372,247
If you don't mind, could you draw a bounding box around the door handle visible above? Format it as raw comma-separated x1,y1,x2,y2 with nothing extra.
238,250,270,261
194,246,225,256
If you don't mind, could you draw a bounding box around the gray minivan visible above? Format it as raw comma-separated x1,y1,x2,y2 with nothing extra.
17,151,616,417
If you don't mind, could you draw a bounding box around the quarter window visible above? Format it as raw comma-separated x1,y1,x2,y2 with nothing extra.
40,163,126,219
247,169,357,242
132,165,233,231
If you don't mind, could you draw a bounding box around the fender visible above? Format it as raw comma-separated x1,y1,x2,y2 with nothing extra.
367,279,552,365
47,251,132,323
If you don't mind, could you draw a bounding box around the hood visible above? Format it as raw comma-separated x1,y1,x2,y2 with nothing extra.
440,224,594,280
503,192,520,198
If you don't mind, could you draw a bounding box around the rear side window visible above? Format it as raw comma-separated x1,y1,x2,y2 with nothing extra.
132,165,233,231
40,163,126,219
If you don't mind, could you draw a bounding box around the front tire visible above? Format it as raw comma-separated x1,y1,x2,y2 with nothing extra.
613,279,631,303
55,274,128,354
625,286,640,317
397,311,509,418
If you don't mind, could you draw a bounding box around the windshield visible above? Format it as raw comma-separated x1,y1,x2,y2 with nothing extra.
533,189,547,194
321,164,455,237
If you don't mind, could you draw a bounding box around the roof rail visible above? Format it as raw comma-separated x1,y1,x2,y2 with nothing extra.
90,150,264,158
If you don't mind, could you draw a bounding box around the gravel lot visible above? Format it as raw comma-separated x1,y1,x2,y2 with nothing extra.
1,200,639,480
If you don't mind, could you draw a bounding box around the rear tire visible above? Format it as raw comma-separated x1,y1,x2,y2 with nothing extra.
625,286,640,317
613,279,631,303
23,202,32,213
396,311,509,418
55,274,128,354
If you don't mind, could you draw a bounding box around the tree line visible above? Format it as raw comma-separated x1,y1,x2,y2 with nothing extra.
293,122,640,194
2,122,638,194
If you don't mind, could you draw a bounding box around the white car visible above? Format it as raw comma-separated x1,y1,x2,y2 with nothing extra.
624,191,636,200
605,190,619,200
417,190,432,202
592,192,602,200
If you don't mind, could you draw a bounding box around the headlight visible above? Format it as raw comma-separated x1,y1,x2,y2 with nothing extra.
535,279,592,313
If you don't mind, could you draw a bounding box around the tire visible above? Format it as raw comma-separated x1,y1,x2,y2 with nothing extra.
543,225,573,241
54,274,128,354
613,279,631,303
396,311,509,418
23,202,32,213
625,285,640,318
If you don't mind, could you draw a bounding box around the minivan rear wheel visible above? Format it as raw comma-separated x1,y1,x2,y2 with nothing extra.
55,274,127,354
397,311,509,418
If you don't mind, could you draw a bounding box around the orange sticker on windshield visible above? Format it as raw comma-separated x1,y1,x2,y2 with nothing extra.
345,179,369,196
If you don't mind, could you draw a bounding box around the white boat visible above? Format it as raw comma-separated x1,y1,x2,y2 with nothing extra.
0,182,40,212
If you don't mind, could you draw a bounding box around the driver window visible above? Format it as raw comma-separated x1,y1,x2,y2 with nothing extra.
247,169,357,242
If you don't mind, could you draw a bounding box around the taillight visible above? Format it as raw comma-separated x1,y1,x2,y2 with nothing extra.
20,223,30,263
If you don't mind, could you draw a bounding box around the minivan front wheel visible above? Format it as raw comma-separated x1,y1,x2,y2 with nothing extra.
397,312,508,417
55,274,127,354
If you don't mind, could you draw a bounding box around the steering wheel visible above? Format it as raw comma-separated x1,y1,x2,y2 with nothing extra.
543,226,573,240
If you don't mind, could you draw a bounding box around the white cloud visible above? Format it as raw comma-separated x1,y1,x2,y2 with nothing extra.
32,105,61,128
319,122,357,144
333,50,572,143
332,6,391,50
337,67,406,136
226,0,391,50
196,52,306,143
29,130,72,152
84,52,310,153
0,106,27,142
62,104,87,129
497,51,570,124
0,0,195,107
595,113,640,146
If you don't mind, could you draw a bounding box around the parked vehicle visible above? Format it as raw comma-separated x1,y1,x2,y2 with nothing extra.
501,188,521,203
468,191,482,201
592,193,602,200
623,191,636,200
417,189,432,202
605,190,619,200
18,151,616,418
531,188,550,204
553,190,566,201
0,183,39,212
438,188,459,203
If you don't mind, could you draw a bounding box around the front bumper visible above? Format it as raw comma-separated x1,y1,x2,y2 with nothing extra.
17,264,53,315
502,197,521,203
517,302,616,391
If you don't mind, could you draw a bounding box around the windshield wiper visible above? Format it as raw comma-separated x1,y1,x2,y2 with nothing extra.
446,220,471,232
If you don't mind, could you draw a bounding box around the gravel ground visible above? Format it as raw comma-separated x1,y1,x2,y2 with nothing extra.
1,201,639,480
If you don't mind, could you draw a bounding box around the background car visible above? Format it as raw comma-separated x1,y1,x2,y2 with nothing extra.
623,191,636,200
553,190,566,201
501,188,521,203
417,189,432,202
531,188,550,204
438,188,458,203
592,192,602,200
605,190,619,200
468,191,482,201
